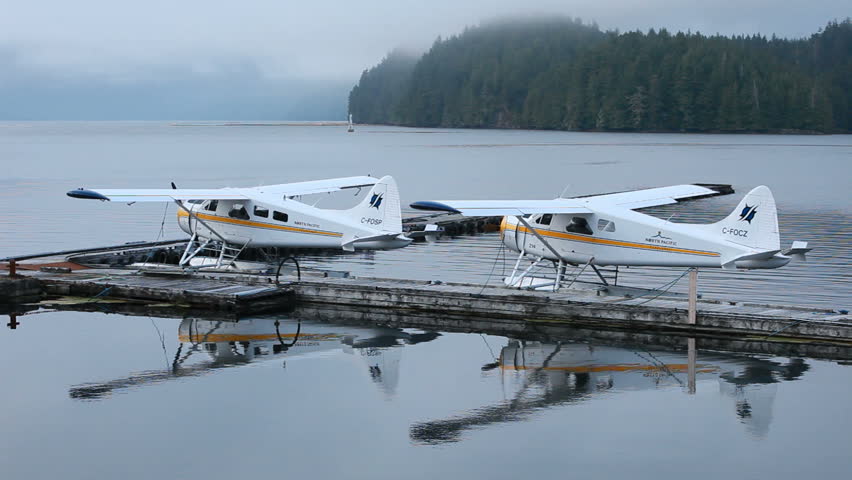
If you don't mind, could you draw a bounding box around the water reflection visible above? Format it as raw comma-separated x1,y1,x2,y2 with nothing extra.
51,312,818,444
69,317,440,400
411,340,810,444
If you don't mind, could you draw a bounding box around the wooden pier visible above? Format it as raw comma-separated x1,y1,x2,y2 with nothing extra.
26,269,293,315
289,276,852,344
3,266,850,345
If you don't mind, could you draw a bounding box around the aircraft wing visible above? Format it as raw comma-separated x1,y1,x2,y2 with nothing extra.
67,176,378,203
250,176,378,197
411,184,729,216
581,184,724,210
410,199,591,216
67,188,248,202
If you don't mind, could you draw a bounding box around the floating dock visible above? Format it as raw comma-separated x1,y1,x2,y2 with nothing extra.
290,277,851,344
3,265,849,345
18,269,292,315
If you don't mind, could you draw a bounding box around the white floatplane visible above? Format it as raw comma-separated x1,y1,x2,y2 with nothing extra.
411,184,811,290
68,175,410,269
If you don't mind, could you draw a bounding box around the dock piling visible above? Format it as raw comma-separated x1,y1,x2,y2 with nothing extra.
688,268,698,325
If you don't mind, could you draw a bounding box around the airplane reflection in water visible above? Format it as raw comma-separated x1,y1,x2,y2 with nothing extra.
411,340,809,444
69,318,440,400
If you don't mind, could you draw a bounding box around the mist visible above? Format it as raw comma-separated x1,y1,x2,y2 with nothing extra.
0,1,847,119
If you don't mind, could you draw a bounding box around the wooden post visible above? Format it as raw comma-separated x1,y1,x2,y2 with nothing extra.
687,337,696,394
8,259,15,277
688,268,698,325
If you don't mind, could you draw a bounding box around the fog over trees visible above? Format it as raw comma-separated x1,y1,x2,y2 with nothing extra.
349,18,851,133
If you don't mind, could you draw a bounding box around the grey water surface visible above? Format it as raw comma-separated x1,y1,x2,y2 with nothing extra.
1,122,850,478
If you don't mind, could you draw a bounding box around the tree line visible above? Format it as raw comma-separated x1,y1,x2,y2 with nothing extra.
348,17,851,133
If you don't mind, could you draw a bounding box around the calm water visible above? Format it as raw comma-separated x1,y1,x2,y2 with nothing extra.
0,121,849,307
1,122,851,478
2,311,851,479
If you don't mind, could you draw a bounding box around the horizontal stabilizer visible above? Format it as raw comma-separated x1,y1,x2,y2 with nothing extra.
782,241,812,262
721,249,781,269
341,233,405,252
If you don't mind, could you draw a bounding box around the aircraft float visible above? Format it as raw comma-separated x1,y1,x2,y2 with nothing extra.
68,175,410,269
412,184,811,290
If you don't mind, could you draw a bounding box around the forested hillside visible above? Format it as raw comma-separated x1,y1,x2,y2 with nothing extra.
349,18,851,133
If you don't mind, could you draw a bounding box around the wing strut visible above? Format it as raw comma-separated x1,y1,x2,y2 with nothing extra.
173,201,227,243
516,216,566,264
514,216,609,288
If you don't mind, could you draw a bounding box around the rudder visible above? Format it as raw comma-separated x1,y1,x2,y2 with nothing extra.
348,175,402,234
714,185,780,251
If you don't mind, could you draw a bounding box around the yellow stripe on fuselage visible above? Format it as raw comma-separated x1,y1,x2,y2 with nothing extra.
502,222,719,257
177,210,342,237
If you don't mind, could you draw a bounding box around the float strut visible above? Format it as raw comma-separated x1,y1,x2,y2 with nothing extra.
590,264,609,286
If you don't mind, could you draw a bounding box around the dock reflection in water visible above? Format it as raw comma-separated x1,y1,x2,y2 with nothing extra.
68,317,441,401
56,312,816,445
411,339,809,444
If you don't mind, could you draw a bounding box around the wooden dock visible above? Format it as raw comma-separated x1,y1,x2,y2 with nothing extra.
290,276,852,344
4,267,850,344
29,269,293,315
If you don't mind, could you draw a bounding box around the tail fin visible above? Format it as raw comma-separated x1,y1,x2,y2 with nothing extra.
715,185,780,251
348,175,402,234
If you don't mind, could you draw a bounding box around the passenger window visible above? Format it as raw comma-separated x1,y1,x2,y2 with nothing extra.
205,200,218,212
538,214,552,225
254,206,269,218
273,211,288,222
228,203,250,220
597,219,616,232
566,217,593,235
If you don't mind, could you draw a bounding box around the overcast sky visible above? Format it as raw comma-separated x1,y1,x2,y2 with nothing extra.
0,1,847,119
2,1,847,80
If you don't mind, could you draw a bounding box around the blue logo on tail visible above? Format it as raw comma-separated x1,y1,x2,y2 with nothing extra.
739,204,758,224
369,193,383,210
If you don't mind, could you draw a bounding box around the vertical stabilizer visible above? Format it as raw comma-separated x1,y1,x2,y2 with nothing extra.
715,185,780,251
348,176,403,234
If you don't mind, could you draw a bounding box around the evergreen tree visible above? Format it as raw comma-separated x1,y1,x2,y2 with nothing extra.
348,17,852,133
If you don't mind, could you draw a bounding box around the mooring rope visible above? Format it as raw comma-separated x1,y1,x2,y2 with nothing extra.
763,318,810,339
89,286,112,302
605,267,695,306
478,241,506,295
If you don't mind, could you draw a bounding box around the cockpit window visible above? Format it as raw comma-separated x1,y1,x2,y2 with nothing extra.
254,206,269,218
204,200,218,212
228,203,250,220
536,214,552,225
566,217,593,235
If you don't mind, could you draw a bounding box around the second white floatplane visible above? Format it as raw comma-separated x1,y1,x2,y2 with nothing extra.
411,184,811,290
